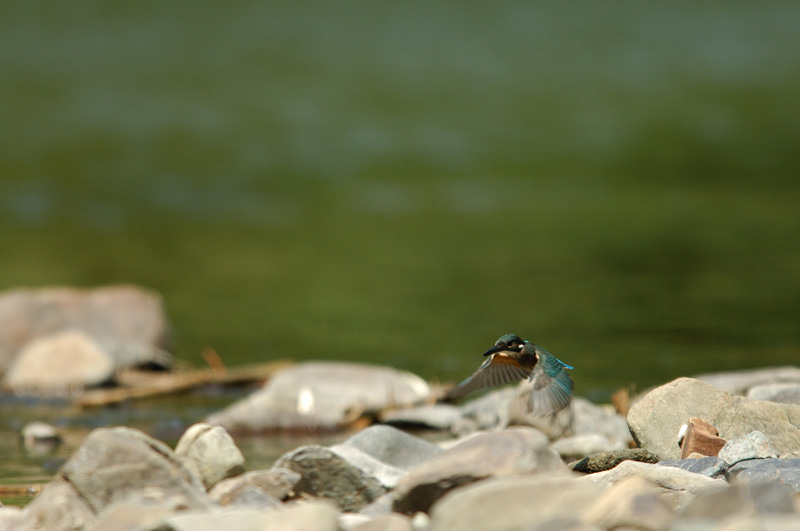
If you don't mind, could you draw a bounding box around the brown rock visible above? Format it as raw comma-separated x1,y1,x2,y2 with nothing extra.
680,417,728,458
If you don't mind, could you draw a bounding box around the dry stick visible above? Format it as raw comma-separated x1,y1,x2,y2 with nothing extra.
75,360,293,409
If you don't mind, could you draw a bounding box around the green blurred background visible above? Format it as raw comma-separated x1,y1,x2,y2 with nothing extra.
2,1,800,400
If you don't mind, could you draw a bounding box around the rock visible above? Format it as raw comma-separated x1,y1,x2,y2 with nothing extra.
4,330,115,393
352,513,412,531
273,445,386,511
336,425,443,470
695,366,800,395
582,459,725,506
174,423,245,489
90,490,199,531
680,480,796,519
627,377,800,460
392,427,565,515
507,387,573,439
571,397,635,447
329,445,407,489
381,404,462,431
207,362,430,432
747,382,800,405
0,285,171,373
428,475,604,531
726,458,800,491
583,476,676,531
680,417,727,458
569,448,660,474
20,421,62,453
551,434,626,460
58,426,210,514
210,467,300,504
718,431,778,466
453,387,517,435
0,507,22,530
14,480,96,531
160,500,340,531
657,457,727,478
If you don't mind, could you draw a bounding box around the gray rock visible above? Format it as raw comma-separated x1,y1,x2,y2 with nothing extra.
718,431,778,466
747,382,800,405
569,448,660,474
583,476,676,531
571,397,635,447
726,458,800,491
207,362,430,432
210,468,301,504
551,434,626,460
657,457,727,478
627,377,800,460
507,386,574,440
0,285,171,374
352,513,412,531
160,500,340,531
174,423,245,489
4,330,115,392
381,404,462,431
581,459,725,507
329,445,407,488
680,480,796,519
21,421,62,453
91,490,200,531
0,507,22,531
336,425,443,470
392,427,565,515
454,387,517,434
58,426,211,514
428,475,604,531
695,366,800,395
14,480,96,531
273,445,386,511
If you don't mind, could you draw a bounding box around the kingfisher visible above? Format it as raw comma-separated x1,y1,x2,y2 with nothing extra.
446,333,574,416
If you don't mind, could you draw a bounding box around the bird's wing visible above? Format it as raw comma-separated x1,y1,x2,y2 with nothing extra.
527,345,574,416
448,354,531,400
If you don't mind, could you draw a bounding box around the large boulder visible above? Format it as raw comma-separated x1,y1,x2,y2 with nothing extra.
0,285,172,374
207,362,430,432
58,427,211,514
392,427,565,515
627,377,800,460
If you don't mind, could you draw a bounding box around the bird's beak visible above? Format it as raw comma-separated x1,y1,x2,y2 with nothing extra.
483,344,506,357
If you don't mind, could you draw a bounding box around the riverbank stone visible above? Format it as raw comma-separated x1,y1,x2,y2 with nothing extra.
174,423,245,489
570,448,660,474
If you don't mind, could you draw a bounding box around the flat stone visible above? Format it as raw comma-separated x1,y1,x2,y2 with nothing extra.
0,285,171,374
14,480,96,531
428,475,604,531
747,382,800,405
210,468,301,504
569,448,660,474
680,480,795,520
351,513,412,531
627,377,800,460
726,458,800,491
160,500,340,531
680,417,727,458
335,425,443,470
207,362,430,432
581,459,725,507
583,476,676,531
174,423,245,489
392,427,565,515
58,426,211,514
552,434,626,460
273,445,386,511
21,421,63,453
657,457,727,478
4,330,115,393
718,431,778,466
695,366,800,395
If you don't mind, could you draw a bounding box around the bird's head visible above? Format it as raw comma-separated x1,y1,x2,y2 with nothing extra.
483,333,526,356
